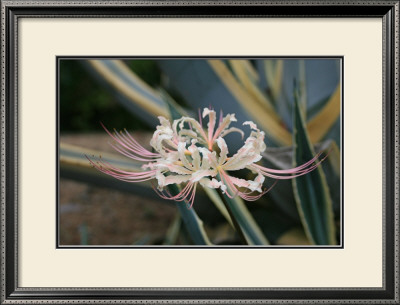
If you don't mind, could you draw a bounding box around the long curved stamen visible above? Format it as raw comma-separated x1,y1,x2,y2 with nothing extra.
86,156,157,183
258,151,324,174
187,183,197,208
257,163,321,180
109,143,159,162
100,123,159,160
88,157,155,178
113,132,158,159
120,129,160,157
218,170,240,199
161,182,193,201
253,150,330,179
153,181,195,202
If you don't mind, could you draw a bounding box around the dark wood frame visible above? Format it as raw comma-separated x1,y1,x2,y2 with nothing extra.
1,1,399,304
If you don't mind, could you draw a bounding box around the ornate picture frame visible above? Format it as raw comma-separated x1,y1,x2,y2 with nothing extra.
1,1,399,304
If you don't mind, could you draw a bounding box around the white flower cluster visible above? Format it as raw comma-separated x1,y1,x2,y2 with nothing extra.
88,107,324,206
147,108,267,201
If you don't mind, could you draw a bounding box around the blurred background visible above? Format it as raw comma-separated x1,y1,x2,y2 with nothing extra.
59,58,341,246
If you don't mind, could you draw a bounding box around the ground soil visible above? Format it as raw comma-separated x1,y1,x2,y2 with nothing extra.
59,133,177,246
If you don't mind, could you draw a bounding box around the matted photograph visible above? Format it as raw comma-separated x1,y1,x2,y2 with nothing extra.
58,58,342,247
2,1,398,304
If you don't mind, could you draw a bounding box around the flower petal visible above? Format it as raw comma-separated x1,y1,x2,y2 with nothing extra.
177,141,194,170
222,123,266,171
156,172,191,188
203,108,217,147
216,137,229,164
199,178,221,189
228,174,265,193
212,113,237,142
220,127,244,139
155,161,192,175
174,117,208,143
191,169,217,182
188,141,201,170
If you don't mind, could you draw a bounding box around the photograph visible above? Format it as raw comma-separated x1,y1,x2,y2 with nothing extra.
2,1,398,303
58,58,342,247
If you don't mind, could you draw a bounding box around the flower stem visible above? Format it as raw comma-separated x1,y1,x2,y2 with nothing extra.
217,188,248,245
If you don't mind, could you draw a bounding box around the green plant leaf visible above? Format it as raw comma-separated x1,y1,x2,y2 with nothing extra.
221,192,270,245
264,59,284,103
202,187,233,227
298,60,308,119
203,187,269,245
266,59,340,133
261,140,341,222
307,85,341,144
83,60,170,126
208,60,292,146
158,89,190,118
157,59,289,148
79,224,89,245
228,60,277,116
292,92,336,245
167,184,212,245
163,212,182,245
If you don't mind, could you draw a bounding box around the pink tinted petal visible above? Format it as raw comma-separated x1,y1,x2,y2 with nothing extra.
220,127,244,139
219,170,274,201
243,121,258,131
177,142,194,170
191,169,217,183
188,141,201,169
155,162,192,175
223,149,262,171
212,113,237,142
202,108,216,148
176,117,208,143
199,178,221,189
165,174,192,186
216,137,229,164
228,174,265,193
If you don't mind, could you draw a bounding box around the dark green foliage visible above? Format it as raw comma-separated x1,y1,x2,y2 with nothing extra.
59,60,150,132
125,60,161,87
292,91,335,245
